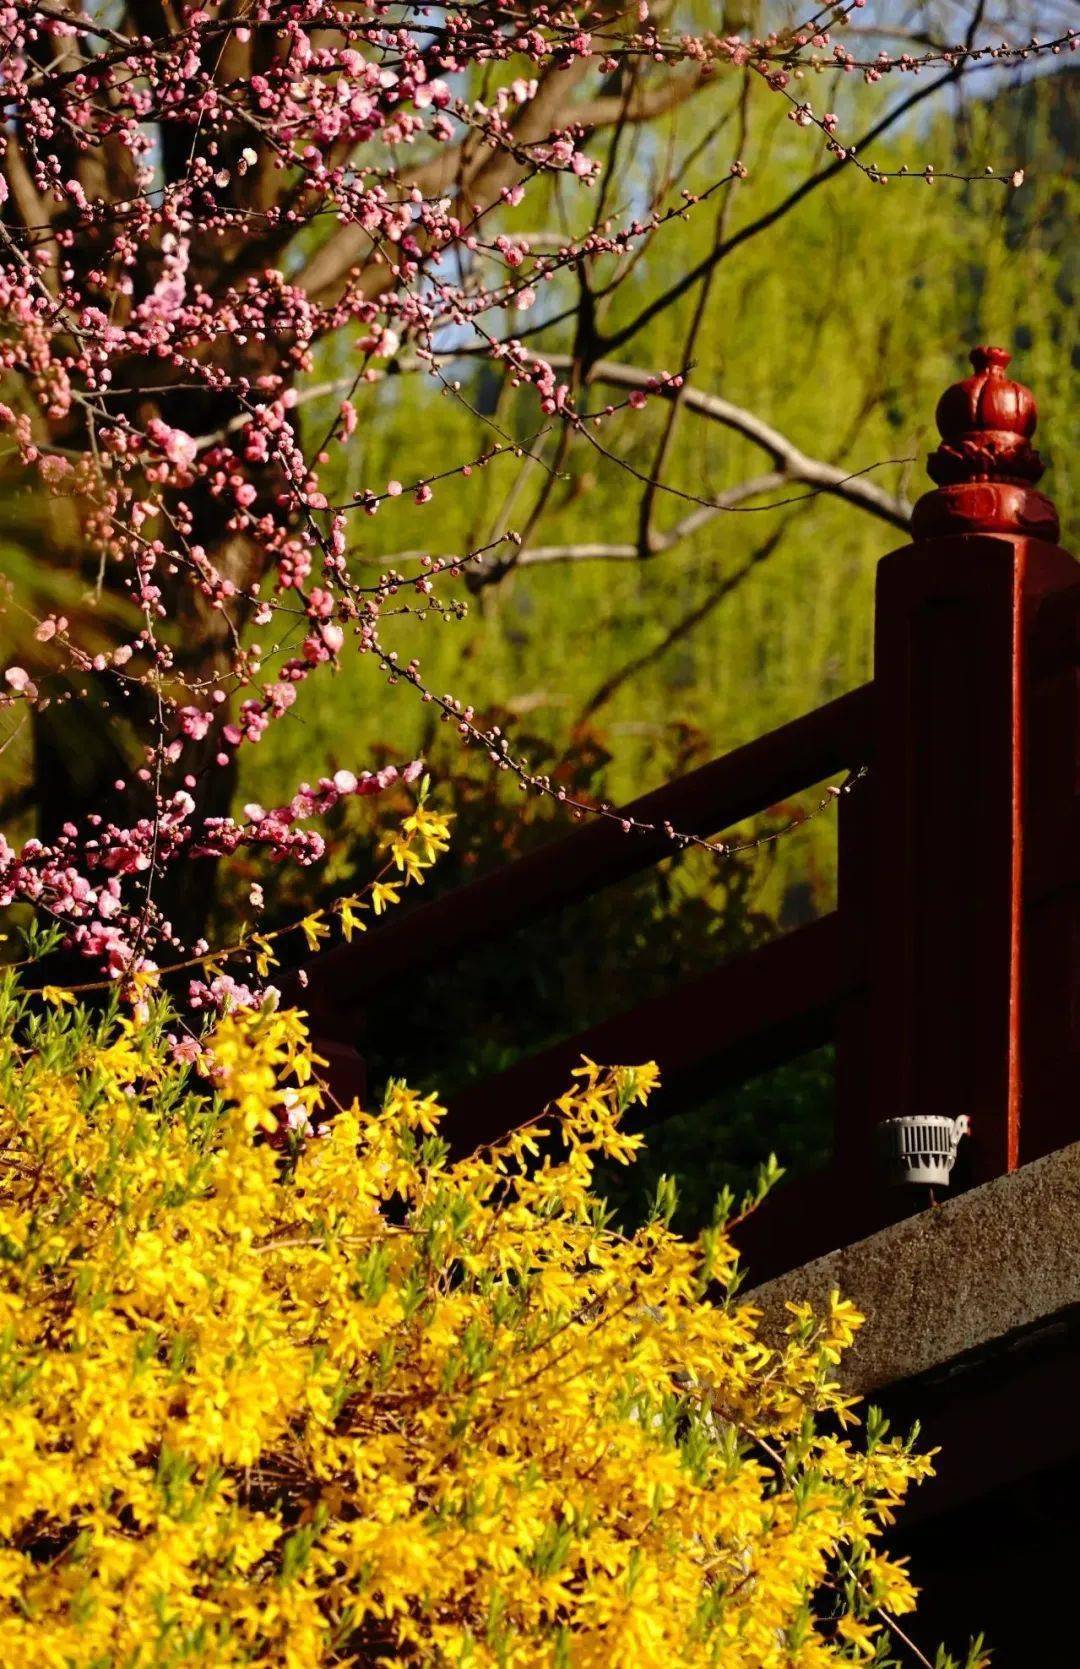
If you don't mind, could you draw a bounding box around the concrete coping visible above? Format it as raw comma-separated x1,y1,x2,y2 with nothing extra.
746,1140,1080,1396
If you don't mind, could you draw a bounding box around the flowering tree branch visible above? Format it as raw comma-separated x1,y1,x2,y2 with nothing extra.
0,0,1067,998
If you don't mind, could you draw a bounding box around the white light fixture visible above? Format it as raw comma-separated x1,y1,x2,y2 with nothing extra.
878,1114,971,1187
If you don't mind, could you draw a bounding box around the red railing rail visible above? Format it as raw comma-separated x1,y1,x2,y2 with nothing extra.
304,683,873,1008
305,347,1079,1279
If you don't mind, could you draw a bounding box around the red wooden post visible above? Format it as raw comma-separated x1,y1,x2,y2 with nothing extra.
852,347,1079,1197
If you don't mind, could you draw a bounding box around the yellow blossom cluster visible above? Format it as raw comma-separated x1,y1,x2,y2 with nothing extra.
0,979,938,1667
223,797,452,979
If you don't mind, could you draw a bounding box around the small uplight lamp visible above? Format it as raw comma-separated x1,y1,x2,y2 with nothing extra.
878,1114,971,1188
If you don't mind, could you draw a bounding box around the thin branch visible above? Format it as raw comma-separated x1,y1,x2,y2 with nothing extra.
599,65,962,357
512,473,788,565
545,355,913,530
635,75,751,559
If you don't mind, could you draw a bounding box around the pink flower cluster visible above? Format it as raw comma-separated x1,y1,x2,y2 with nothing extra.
0,764,420,984
0,0,1067,994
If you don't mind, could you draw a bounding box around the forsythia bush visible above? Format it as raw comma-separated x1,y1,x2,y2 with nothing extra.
0,982,935,1668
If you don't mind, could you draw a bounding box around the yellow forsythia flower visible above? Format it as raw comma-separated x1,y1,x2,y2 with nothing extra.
300,912,330,952
0,978,934,1667
335,896,366,941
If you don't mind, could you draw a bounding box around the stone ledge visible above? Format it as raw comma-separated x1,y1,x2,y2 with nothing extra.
747,1140,1080,1396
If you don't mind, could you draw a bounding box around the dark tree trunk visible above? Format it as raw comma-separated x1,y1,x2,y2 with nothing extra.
33,381,277,948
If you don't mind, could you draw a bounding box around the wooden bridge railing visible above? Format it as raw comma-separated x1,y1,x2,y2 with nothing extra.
305,347,1079,1280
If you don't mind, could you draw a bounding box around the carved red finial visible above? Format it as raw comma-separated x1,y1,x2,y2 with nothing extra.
912,345,1059,541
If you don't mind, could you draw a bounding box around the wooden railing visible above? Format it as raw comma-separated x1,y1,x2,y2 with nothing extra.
304,347,1079,1280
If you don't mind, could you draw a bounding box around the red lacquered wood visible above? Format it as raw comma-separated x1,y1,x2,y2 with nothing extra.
302,683,873,1023
442,914,854,1157
1019,580,1080,1162
866,349,1078,1188
831,744,896,1226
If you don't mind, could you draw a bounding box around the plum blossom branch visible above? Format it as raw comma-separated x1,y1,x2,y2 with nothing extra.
0,0,1065,1000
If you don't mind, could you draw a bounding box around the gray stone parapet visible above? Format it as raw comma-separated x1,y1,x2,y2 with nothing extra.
747,1141,1080,1396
